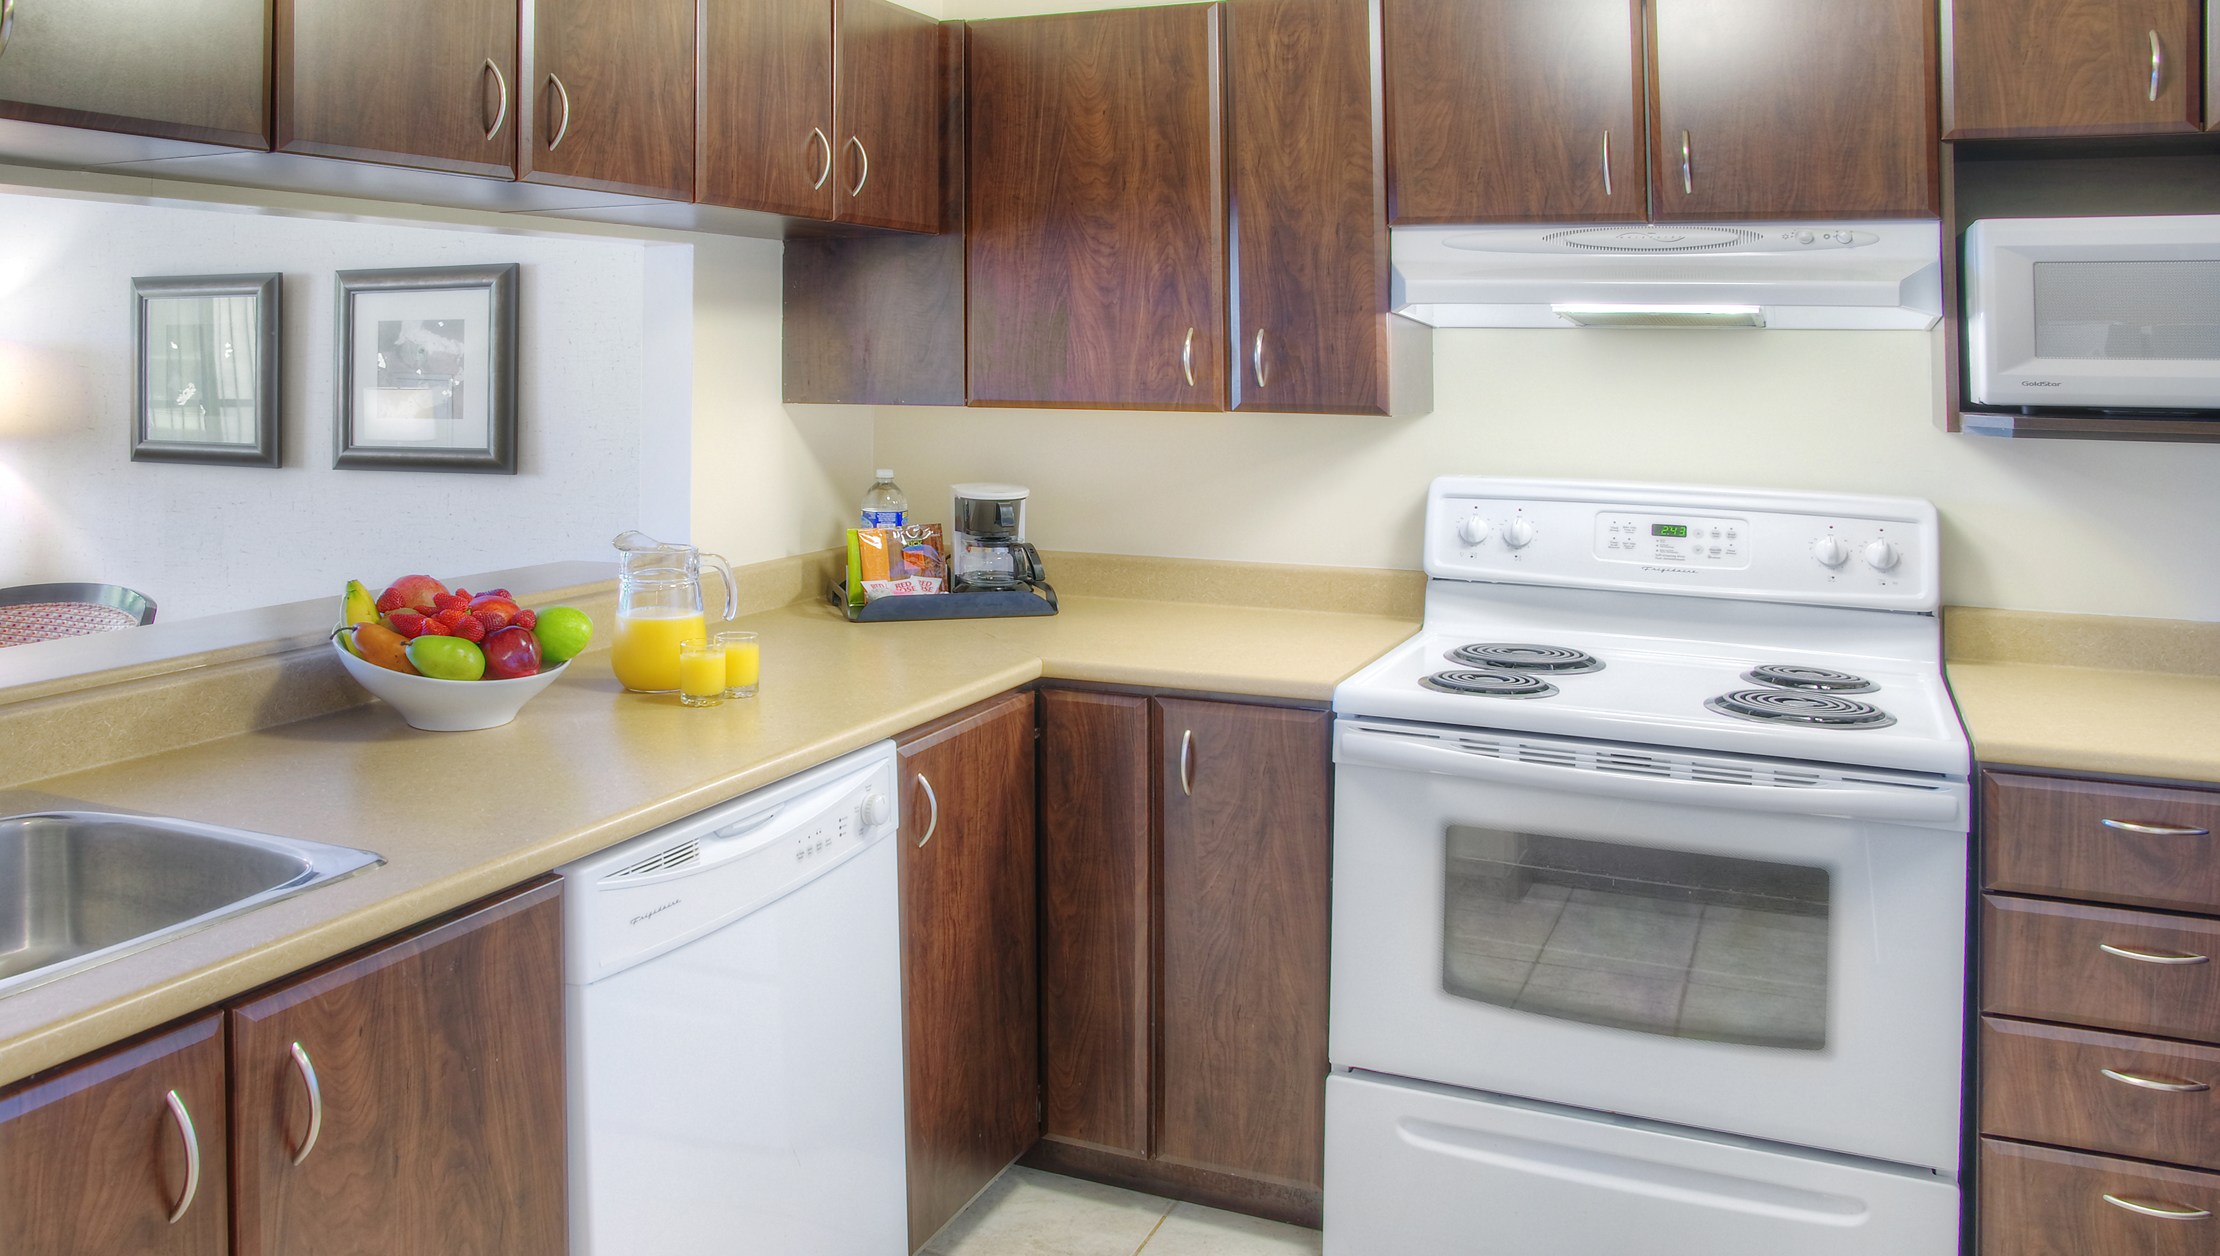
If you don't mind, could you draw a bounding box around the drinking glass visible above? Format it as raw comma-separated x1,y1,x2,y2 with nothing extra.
717,631,760,699
678,639,725,708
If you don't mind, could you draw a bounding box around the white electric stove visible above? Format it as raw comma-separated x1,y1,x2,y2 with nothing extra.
1325,478,1970,1256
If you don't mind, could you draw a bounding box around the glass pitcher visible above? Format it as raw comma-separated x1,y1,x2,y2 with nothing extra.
611,531,737,693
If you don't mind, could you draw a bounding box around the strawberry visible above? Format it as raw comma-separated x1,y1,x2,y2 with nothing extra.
374,587,411,614
431,592,469,614
418,617,453,636
474,609,510,634
487,589,512,600
452,588,472,601
387,611,433,639
435,608,471,631
452,615,487,643
513,608,537,631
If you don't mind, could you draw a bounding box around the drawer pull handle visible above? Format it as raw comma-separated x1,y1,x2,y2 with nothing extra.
2101,942,2211,965
2103,818,2211,837
2104,1193,2210,1221
914,773,937,848
2150,30,2165,104
482,57,509,143
1179,728,1194,797
289,1041,323,1165
2102,1068,2211,1093
164,1089,201,1224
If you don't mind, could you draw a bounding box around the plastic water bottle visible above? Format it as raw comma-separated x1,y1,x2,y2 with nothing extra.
860,470,908,528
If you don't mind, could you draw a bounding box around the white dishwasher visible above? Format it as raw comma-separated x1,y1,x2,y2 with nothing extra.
560,741,905,1256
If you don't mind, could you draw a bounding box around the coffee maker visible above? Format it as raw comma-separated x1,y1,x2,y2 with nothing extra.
950,483,1048,594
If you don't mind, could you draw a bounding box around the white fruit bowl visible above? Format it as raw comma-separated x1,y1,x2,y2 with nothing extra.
333,638,569,732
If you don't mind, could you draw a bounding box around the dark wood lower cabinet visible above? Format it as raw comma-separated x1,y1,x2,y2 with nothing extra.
898,691,1040,1250
1981,1137,2220,1255
229,879,566,1256
0,1013,230,1255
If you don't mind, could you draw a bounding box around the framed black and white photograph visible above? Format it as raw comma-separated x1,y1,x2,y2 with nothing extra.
334,263,518,473
131,273,281,467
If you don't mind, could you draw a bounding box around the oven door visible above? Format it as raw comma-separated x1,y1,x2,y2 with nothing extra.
1330,718,1968,1172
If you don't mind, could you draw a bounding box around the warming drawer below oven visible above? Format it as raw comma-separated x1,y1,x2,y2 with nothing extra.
1325,1071,1960,1256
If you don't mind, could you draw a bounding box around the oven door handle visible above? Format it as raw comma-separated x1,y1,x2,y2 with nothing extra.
1337,727,1963,824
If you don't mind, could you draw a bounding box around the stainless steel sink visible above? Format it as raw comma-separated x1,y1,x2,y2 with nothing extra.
0,812,382,999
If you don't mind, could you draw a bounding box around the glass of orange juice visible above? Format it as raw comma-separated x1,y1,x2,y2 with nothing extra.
717,631,759,699
677,639,725,707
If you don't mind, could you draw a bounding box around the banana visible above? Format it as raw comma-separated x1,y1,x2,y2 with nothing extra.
342,579,378,630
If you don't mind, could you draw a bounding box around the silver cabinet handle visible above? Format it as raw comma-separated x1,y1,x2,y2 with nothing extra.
807,127,832,190
1680,130,1693,195
2101,1067,2212,1093
1600,128,1613,197
547,73,573,151
2104,1193,2210,1220
164,1089,201,1224
1181,328,1196,388
482,57,509,142
1179,729,1194,797
289,1041,323,1166
914,773,937,848
2104,818,2210,837
1251,329,1268,387
2101,942,2211,965
0,0,15,60
845,136,869,197
2150,30,2164,103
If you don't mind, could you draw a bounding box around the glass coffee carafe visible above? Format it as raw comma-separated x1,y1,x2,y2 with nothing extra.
611,531,737,693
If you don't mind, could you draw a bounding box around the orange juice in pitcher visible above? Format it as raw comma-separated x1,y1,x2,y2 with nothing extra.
611,532,735,693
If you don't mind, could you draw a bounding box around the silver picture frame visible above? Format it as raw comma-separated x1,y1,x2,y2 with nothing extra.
334,263,518,474
130,273,282,468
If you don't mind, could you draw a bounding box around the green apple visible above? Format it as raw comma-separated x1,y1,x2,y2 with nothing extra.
532,606,594,665
405,635,486,681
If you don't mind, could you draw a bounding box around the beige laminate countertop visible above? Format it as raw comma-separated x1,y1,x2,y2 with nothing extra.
0,594,1417,1088
1946,661,2220,785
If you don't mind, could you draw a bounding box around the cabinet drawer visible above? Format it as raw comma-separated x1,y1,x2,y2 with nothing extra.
1983,895,2220,1043
1980,1138,2220,1255
1985,771,2220,912
1981,1017,2220,1171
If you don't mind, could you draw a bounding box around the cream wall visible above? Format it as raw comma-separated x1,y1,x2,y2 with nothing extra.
872,329,2220,620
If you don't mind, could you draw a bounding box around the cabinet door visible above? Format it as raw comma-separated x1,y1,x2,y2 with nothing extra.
1039,688,1153,1158
521,0,695,199
700,0,835,217
230,880,566,1256
1228,0,1403,415
1385,0,1645,224
0,0,268,149
835,0,942,232
1945,0,2202,139
1155,697,1331,1188
967,5,1228,409
1649,0,1937,220
0,1014,228,1255
277,0,518,177
898,691,1039,1249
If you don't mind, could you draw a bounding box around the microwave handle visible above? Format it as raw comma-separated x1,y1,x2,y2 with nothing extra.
1337,725,1963,825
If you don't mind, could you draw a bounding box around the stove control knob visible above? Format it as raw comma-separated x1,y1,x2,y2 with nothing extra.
859,791,893,829
1456,516,1492,545
1862,540,1901,572
1811,536,1850,568
1502,519,1536,550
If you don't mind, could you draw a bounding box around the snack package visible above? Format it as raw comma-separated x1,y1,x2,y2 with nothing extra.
858,523,947,600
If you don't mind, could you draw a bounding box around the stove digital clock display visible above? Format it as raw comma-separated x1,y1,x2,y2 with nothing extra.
1651,524,1689,538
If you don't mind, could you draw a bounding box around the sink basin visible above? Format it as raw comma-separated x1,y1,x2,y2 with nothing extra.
0,812,382,999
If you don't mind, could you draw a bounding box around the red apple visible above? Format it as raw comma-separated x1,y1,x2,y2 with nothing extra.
376,574,449,615
481,625,543,679
468,593,523,619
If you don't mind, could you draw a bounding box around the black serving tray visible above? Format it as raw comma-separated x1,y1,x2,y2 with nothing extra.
829,581,1058,622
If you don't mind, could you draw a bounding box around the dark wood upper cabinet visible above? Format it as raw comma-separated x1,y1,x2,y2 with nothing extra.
701,0,836,218
520,0,695,200
1944,0,2204,140
1649,0,1938,220
0,1013,230,1255
1155,697,1332,1189
276,0,518,178
837,0,943,232
1385,0,1646,224
1229,0,1422,416
0,0,269,149
1039,689,1154,1159
229,880,566,1256
967,5,1229,409
897,691,1040,1250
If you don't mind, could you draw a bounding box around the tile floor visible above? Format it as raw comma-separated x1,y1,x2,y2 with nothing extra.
926,1166,1323,1256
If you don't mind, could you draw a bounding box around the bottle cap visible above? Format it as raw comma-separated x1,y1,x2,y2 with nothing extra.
875,468,895,480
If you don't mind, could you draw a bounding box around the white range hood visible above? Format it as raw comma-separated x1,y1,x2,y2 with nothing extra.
1391,221,1944,330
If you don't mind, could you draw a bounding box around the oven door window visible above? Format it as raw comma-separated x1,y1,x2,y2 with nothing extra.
1443,826,1829,1049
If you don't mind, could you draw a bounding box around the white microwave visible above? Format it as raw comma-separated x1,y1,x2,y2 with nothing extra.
1965,214,2220,411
